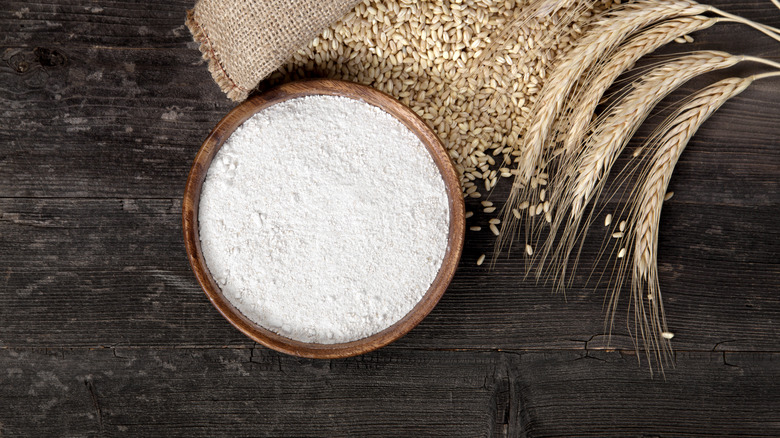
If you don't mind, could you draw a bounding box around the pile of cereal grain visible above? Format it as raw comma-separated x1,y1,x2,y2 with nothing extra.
270,0,612,200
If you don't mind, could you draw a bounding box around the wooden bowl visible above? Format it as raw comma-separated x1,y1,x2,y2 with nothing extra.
182,79,465,358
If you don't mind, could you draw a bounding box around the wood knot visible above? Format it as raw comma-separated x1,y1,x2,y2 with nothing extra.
6,47,67,76
33,47,67,68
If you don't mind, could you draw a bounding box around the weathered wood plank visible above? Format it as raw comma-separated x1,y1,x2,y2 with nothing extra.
0,45,231,198
0,348,508,436
1,0,195,48
0,198,252,348
514,351,780,437
0,198,776,352
2,348,778,436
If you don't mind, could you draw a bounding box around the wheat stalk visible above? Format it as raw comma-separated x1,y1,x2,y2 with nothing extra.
533,49,780,286
609,75,768,375
560,12,780,164
498,0,780,260
559,16,718,159
532,51,738,284
496,0,710,258
569,51,741,219
513,0,708,184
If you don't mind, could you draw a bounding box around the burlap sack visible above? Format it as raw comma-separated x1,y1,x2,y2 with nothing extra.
186,0,361,101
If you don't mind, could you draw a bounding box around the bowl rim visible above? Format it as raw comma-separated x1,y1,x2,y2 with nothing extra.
182,78,465,358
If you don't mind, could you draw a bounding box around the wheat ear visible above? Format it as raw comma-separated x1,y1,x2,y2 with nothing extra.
534,51,739,286
611,75,767,375
559,16,718,160
560,12,780,165
569,51,743,219
497,0,710,261
536,17,717,265
499,0,780,259
513,0,708,185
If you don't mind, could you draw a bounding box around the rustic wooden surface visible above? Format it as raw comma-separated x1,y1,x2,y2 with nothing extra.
1,0,778,436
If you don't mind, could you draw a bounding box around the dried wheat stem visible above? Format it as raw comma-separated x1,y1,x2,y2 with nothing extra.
513,0,708,184
705,6,780,42
618,76,756,374
536,51,751,292
744,56,780,70
754,71,780,81
560,16,718,165
567,51,741,220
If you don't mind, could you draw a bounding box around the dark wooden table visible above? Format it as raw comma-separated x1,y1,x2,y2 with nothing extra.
1,1,779,436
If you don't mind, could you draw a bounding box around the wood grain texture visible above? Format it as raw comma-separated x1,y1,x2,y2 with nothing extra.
512,351,780,437
1,0,779,435
0,348,507,436
1,348,778,437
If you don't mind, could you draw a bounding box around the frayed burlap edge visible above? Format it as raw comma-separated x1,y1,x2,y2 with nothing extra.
185,9,250,102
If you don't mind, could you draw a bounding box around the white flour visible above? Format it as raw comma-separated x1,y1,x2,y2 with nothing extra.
199,95,450,344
